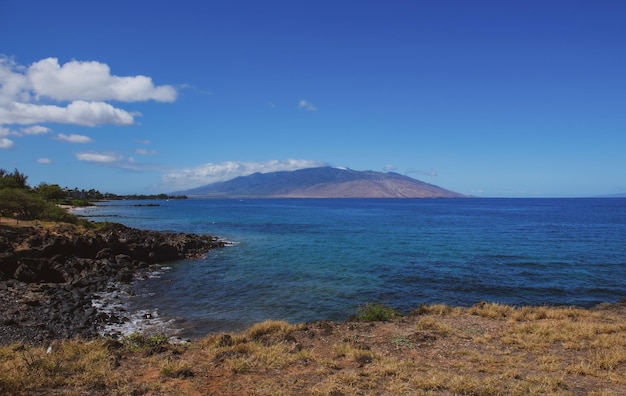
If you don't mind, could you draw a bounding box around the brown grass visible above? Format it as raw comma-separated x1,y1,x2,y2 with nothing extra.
1,303,625,395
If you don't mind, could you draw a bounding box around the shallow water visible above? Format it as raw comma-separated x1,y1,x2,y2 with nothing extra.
81,198,626,339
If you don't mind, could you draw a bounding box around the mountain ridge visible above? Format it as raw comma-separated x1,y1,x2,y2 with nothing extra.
173,167,465,198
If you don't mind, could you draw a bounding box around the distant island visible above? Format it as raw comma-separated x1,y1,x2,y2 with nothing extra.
173,167,465,198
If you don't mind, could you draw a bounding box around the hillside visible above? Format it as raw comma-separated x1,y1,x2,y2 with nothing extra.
175,167,465,198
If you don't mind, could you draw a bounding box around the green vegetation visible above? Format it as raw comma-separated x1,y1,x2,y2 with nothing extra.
115,193,187,200
353,303,401,322
0,168,185,225
0,169,83,225
122,333,170,354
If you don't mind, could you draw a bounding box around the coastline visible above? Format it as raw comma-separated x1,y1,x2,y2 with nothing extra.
2,220,625,393
0,220,225,345
2,213,624,345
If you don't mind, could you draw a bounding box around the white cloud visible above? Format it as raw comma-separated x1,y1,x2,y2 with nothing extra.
298,99,317,111
37,157,52,164
56,133,92,143
0,126,19,149
161,159,328,191
0,56,27,106
0,100,136,126
0,55,175,127
21,125,51,135
28,57,177,102
385,165,437,177
74,150,163,172
135,148,157,155
76,151,121,163
407,168,438,177
0,137,14,149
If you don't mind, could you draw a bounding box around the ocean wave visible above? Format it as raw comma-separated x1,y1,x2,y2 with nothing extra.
91,266,185,341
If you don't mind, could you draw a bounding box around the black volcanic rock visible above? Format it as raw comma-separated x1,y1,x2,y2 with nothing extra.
0,223,224,344
175,167,465,198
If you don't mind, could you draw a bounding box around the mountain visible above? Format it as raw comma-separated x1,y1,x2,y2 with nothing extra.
174,167,465,198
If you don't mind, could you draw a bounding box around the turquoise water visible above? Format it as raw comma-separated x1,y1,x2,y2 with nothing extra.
81,198,626,338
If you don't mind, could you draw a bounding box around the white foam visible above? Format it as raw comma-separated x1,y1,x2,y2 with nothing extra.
91,266,184,340
134,264,172,280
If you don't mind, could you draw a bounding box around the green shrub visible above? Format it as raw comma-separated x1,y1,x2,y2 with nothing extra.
122,333,170,353
77,218,95,228
0,187,85,224
0,188,46,220
39,203,79,223
354,303,401,322
54,199,90,207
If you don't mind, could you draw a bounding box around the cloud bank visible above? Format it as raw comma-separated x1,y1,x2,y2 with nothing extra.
0,56,176,127
161,159,329,191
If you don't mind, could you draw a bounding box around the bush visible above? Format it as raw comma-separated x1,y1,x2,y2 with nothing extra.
122,333,170,354
57,199,92,207
0,186,85,224
39,203,79,223
354,303,401,322
0,188,45,220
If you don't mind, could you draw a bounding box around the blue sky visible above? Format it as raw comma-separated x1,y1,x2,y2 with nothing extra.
1,1,625,197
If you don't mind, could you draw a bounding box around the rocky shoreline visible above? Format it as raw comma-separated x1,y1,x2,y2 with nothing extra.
0,221,224,345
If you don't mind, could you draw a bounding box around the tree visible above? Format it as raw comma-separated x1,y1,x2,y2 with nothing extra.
35,182,66,201
0,188,45,220
0,168,29,190
0,169,83,224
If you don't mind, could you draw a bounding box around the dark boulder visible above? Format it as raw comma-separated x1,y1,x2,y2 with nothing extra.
14,258,65,283
0,222,224,343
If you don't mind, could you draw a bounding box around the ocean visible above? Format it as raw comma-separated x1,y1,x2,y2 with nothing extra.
79,198,626,339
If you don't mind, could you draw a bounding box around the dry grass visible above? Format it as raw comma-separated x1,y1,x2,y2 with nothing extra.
1,303,625,395
0,338,124,395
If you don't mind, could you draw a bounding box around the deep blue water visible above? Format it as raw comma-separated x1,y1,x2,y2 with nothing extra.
80,198,626,339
